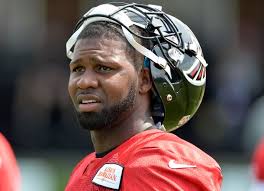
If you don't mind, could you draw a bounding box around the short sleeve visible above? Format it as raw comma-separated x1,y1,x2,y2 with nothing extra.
120,139,222,191
0,133,21,191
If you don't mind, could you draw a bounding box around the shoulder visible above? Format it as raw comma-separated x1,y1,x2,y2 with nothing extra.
252,138,264,181
128,130,220,167
121,130,222,191
0,133,19,171
70,152,95,176
0,133,21,191
66,152,95,186
0,133,14,156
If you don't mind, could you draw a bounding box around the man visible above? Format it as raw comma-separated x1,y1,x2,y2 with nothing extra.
65,3,222,190
250,138,264,190
0,133,21,191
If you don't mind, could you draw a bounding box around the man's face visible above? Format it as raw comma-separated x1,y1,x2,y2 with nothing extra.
68,37,139,130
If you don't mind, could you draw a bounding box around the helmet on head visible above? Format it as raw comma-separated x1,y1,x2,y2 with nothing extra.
66,2,207,132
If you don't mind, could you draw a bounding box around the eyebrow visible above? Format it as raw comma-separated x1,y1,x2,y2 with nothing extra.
70,58,82,65
70,55,121,67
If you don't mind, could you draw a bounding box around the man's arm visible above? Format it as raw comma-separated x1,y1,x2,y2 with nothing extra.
0,133,21,191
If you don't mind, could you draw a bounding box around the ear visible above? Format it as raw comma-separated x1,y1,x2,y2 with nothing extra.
139,68,152,94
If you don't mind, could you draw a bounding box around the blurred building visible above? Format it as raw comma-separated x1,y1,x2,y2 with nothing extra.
0,0,263,155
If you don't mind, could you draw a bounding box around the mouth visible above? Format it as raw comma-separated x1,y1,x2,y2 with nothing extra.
81,99,99,104
76,94,102,112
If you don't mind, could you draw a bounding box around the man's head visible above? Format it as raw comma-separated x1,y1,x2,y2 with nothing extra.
68,22,152,130
66,3,207,131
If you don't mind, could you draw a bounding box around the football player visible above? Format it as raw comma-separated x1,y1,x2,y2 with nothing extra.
251,138,264,190
65,3,222,190
0,133,20,191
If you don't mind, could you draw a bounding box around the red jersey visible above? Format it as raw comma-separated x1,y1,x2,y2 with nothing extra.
0,133,21,191
65,129,222,191
252,138,264,181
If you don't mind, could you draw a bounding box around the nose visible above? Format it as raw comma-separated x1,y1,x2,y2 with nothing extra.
77,70,98,89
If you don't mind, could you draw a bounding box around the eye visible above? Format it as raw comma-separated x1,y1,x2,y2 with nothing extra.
96,65,113,73
72,66,85,73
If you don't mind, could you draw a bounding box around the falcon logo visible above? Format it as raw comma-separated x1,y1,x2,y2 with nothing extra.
183,60,206,86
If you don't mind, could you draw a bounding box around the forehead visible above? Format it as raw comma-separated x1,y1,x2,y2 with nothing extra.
74,37,126,55
71,37,132,65
77,36,125,47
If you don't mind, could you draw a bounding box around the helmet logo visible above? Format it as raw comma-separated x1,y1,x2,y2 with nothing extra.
182,59,206,86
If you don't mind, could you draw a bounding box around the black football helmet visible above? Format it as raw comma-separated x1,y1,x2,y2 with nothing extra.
66,3,207,132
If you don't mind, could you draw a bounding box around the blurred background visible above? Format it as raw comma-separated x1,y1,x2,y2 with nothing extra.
0,0,263,190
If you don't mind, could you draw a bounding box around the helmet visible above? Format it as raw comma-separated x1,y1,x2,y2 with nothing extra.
66,2,207,132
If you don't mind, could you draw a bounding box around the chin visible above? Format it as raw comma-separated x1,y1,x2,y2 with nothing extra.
76,112,111,130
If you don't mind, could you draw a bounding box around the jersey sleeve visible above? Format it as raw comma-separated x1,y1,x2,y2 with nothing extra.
65,153,95,191
121,136,222,191
252,138,264,181
0,133,21,191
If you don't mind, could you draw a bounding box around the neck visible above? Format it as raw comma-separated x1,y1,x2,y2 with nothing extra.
90,112,155,153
